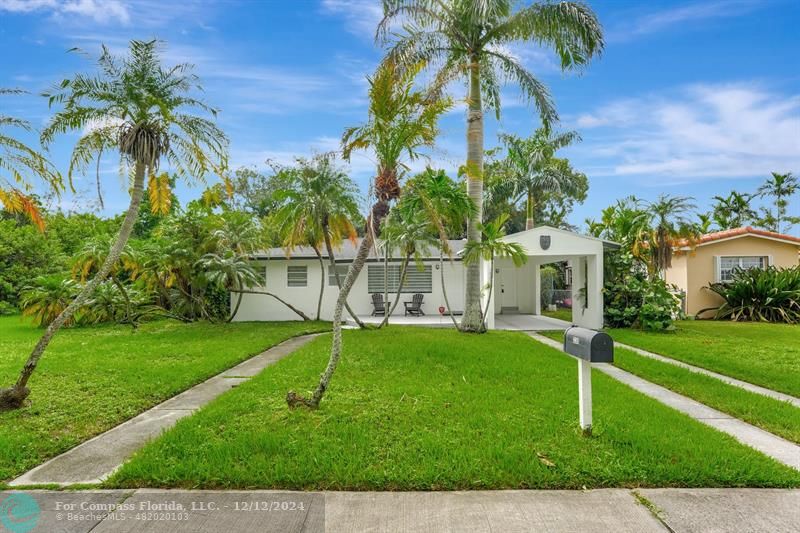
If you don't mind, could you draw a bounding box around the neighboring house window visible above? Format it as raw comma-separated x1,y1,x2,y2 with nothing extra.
717,256,767,282
248,261,267,287
287,265,307,287
367,264,433,293
328,264,350,286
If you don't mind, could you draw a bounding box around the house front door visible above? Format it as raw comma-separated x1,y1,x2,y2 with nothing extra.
499,268,518,309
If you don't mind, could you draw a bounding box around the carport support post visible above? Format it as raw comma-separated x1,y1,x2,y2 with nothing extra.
578,359,592,436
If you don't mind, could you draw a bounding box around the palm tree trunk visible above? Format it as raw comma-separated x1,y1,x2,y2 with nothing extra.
461,56,484,332
383,245,389,324
441,250,461,330
227,278,243,323
322,231,364,328
231,289,310,321
1,160,147,409
481,256,495,331
381,252,410,327
287,228,374,409
526,189,535,230
313,245,325,321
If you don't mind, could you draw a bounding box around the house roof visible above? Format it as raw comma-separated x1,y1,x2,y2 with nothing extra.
676,226,800,248
501,225,621,250
253,238,467,261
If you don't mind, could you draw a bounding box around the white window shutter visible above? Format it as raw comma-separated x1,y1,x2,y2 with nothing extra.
713,256,721,282
767,255,773,268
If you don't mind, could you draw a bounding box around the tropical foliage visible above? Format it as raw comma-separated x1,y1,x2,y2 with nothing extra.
0,89,62,230
703,266,800,324
489,128,587,230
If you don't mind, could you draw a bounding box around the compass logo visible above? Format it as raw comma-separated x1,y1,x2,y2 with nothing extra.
0,493,40,533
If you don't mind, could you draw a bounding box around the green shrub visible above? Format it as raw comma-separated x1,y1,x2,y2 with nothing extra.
703,266,800,323
603,250,681,331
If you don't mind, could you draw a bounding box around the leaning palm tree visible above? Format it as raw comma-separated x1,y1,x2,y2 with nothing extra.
273,155,364,325
644,194,697,279
285,59,451,409
379,0,604,331
0,40,228,409
496,128,586,229
758,172,799,233
0,89,62,229
463,214,527,331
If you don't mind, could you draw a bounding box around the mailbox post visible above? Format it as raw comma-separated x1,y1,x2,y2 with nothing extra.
563,326,614,436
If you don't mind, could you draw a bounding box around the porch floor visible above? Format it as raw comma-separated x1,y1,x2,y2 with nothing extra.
350,313,571,331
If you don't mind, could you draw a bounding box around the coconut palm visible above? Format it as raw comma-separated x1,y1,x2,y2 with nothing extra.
644,194,697,279
285,59,450,409
0,89,62,229
198,252,261,322
379,0,603,331
0,40,227,409
463,214,527,331
758,172,799,233
495,128,586,230
273,155,363,324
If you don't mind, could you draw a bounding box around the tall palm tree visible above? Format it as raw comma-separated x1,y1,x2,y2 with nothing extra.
758,172,799,233
495,128,585,230
379,0,603,331
0,89,62,229
286,59,450,409
0,40,227,410
463,214,527,331
644,194,697,279
273,155,364,325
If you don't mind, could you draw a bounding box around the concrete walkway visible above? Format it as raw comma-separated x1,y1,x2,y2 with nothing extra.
2,488,797,532
614,340,800,408
528,333,800,471
9,334,321,487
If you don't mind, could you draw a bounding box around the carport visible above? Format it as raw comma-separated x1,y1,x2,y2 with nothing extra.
481,226,619,330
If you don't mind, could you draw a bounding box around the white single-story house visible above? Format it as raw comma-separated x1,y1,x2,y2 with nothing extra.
233,225,618,330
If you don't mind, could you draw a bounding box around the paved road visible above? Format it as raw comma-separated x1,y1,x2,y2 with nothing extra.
1,489,798,532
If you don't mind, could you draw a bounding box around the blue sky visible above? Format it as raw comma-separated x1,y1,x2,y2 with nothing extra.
1,0,799,233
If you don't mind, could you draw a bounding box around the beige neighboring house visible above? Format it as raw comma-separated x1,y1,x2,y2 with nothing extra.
667,226,800,316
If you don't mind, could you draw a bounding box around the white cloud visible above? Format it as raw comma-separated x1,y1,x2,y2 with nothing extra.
608,0,764,42
569,82,800,182
0,0,130,24
321,0,383,38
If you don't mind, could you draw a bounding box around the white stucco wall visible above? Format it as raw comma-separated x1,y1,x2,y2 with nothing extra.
232,258,466,322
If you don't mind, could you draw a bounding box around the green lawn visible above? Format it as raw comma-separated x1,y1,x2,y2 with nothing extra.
0,315,329,483
542,308,572,322
609,321,800,398
541,330,800,444
108,327,800,490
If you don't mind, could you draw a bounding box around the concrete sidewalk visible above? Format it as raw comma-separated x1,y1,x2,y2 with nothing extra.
10,334,321,487
2,488,797,532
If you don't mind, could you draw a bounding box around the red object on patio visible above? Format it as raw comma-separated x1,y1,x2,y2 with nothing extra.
438,306,445,315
